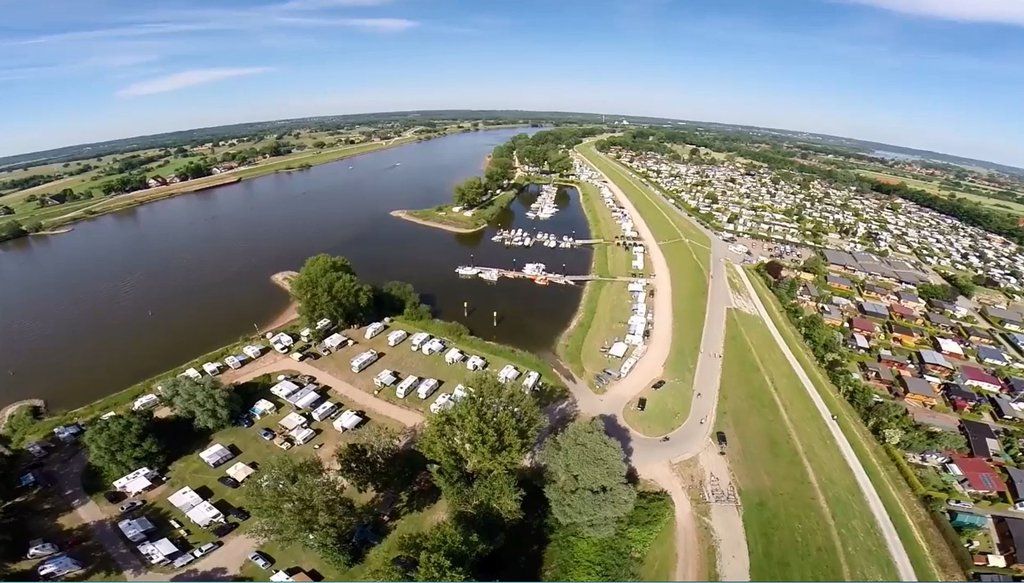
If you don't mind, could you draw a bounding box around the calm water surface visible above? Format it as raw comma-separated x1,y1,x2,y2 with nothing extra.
0,128,592,410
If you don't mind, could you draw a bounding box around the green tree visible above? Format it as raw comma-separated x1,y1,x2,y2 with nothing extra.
161,376,240,431
335,426,421,494
802,254,827,277
453,177,487,208
419,373,543,519
244,456,359,567
83,411,165,480
290,254,374,327
541,420,636,537
369,519,488,582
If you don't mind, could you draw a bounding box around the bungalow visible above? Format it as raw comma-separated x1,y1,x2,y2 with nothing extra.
962,420,1001,459
1007,466,1024,501
879,351,914,374
1009,333,1024,353
945,383,983,411
827,274,854,291
935,337,965,359
821,305,845,327
949,454,1007,494
919,349,955,377
851,317,879,337
906,406,961,431
891,323,919,346
890,303,923,324
929,298,958,315
977,345,1011,368
990,395,1024,422
986,307,1024,332
861,361,895,387
900,376,938,407
898,291,925,310
995,517,1024,568
1009,377,1024,400
963,326,997,346
849,333,871,352
859,301,889,320
927,311,956,331
960,365,1004,393
862,283,893,301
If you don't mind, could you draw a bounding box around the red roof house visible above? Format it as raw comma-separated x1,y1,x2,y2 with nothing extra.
960,365,1004,393
952,455,1007,494
851,317,879,336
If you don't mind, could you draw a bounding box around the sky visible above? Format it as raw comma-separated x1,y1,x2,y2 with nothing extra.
1,0,1022,167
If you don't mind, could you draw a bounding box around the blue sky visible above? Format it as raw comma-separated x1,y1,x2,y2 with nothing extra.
1,0,1022,166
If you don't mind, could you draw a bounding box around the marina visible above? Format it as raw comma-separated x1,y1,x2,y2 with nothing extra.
524,184,560,219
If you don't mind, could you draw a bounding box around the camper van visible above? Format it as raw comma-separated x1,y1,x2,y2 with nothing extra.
374,369,399,389
417,378,440,399
498,364,521,384
311,401,337,422
365,322,386,339
350,350,379,373
421,338,445,356
522,371,540,391
270,332,294,354
444,348,464,365
465,355,487,371
387,330,408,347
396,375,419,398
409,332,430,351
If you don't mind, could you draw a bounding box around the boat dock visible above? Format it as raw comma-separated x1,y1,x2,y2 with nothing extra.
455,264,642,286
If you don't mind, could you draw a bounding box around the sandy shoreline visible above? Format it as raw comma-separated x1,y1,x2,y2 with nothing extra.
264,271,300,330
389,209,485,234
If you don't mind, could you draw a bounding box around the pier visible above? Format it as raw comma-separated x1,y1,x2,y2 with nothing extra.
455,264,643,286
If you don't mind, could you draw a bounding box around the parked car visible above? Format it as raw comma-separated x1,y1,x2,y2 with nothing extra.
212,522,238,538
118,499,145,514
191,542,221,558
247,551,273,570
1013,501,1024,512
651,379,665,390
26,541,59,559
217,476,240,489
235,415,254,428
716,431,728,448
948,500,975,509
258,428,275,441
228,507,250,521
171,553,196,569
103,491,126,504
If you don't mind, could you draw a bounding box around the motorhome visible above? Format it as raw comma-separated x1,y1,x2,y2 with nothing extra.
421,338,445,356
466,355,487,371
444,348,464,365
270,332,294,353
430,392,453,413
498,364,521,384
396,375,419,398
365,322,386,339
522,371,540,391
374,369,399,388
409,332,431,351
387,330,408,347
311,401,337,422
417,378,440,399
350,350,379,373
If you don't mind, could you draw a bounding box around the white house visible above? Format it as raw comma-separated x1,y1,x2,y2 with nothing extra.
387,330,408,347
198,443,234,468
113,467,159,496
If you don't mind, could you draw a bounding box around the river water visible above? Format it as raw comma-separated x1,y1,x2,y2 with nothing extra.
0,128,593,410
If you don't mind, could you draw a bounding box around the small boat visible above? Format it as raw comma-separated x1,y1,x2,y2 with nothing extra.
478,270,499,282
456,266,480,277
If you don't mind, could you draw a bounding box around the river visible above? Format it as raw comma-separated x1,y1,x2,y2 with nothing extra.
0,128,593,410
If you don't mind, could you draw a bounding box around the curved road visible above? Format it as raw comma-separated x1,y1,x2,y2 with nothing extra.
574,144,917,581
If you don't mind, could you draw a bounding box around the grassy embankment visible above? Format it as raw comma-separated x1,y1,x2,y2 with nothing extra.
576,142,710,435
16,139,420,232
314,318,566,415
745,269,963,580
557,180,639,387
719,310,899,580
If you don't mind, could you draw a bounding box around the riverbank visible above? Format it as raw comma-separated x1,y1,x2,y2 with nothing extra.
264,271,300,330
389,209,486,233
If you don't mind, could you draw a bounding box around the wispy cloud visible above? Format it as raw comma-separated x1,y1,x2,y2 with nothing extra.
843,0,1024,27
117,67,272,97
273,16,419,31
4,22,233,46
277,0,394,9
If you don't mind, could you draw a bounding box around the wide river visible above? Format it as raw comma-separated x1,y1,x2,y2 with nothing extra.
0,128,593,410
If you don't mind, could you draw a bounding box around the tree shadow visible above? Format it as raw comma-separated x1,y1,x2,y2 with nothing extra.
595,414,635,469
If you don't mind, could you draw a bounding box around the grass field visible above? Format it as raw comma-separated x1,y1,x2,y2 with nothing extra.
857,168,1024,216
402,189,517,233
558,181,639,384
745,270,964,580
576,142,711,435
718,310,899,580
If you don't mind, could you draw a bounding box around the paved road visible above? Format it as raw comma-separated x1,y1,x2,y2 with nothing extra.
736,266,917,580
574,146,742,580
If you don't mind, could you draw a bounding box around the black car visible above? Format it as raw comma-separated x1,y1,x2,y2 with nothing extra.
218,476,240,489
651,380,666,390
212,522,238,538
235,415,254,428
636,397,647,412
716,431,728,449
229,507,251,521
